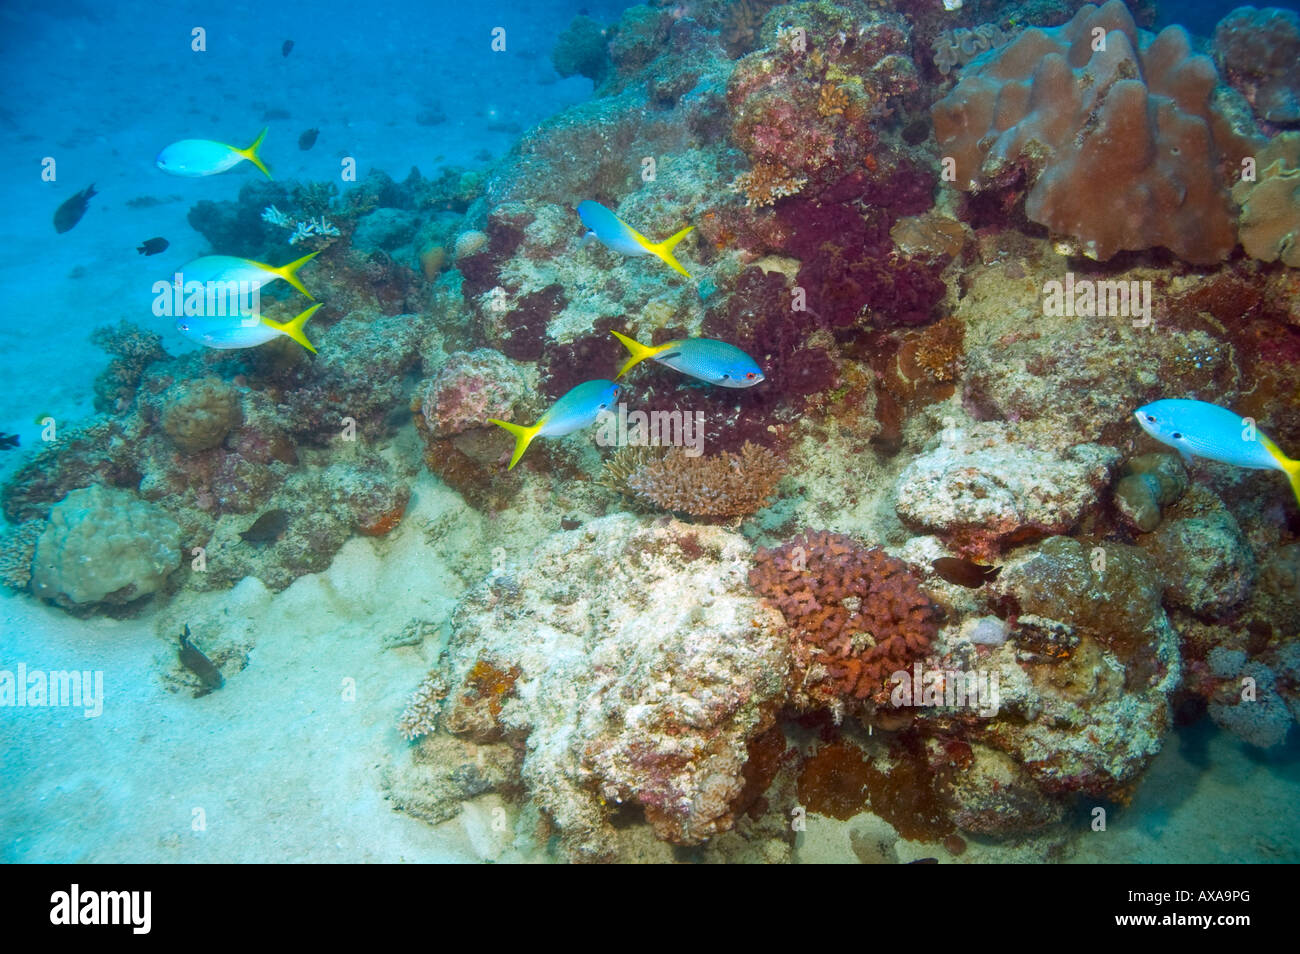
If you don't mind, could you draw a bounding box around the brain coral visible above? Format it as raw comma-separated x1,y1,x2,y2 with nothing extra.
32,484,181,608
931,0,1254,263
1232,132,1300,267
749,530,938,713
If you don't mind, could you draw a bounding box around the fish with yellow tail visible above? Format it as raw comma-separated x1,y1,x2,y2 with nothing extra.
577,200,694,278
489,380,621,470
156,127,273,179
179,250,320,299
178,302,322,353
611,330,764,388
1135,399,1300,506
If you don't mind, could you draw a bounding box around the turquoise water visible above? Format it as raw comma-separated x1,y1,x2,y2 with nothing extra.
1,0,1297,864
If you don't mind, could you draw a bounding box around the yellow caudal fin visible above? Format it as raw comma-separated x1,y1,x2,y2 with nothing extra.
1260,434,1300,507
610,329,670,379
487,418,541,470
263,303,322,353
239,127,272,179
269,250,321,299
651,225,694,278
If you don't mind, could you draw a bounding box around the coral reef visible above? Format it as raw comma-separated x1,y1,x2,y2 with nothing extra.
90,322,169,414
603,441,785,519
31,485,181,611
931,23,1009,75
161,377,243,455
1232,132,1300,268
552,15,613,84
932,0,1256,263
894,422,1119,560
749,530,939,713
392,516,789,860
1213,6,1300,125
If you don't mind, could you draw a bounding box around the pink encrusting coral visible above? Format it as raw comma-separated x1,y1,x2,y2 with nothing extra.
932,0,1258,263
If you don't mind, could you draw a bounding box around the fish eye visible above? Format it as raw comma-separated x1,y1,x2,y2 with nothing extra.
746,372,756,379
1145,414,1156,423
721,373,730,380
1172,432,1182,440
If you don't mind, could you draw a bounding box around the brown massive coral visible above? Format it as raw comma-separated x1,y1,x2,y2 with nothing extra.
931,0,1256,263
749,531,938,712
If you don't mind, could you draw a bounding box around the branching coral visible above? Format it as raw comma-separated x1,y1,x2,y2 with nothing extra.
603,442,785,519
398,670,448,741
749,530,938,711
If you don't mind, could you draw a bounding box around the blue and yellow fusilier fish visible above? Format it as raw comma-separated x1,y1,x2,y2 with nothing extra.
488,380,621,470
577,200,694,278
178,303,322,353
611,330,764,388
1135,398,1300,506
156,128,272,179
180,251,320,299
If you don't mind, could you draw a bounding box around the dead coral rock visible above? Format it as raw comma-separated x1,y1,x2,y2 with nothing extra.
1144,506,1257,618
1214,7,1300,125
433,515,789,860
894,423,1119,558
750,530,938,711
1232,132,1300,268
949,744,1065,837
932,0,1257,263
161,377,243,455
979,536,1180,797
382,732,520,826
417,349,528,440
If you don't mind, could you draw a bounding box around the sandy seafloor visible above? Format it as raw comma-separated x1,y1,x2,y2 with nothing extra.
1,0,1298,864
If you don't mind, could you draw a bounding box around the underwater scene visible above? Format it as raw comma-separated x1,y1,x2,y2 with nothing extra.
2,0,1299,866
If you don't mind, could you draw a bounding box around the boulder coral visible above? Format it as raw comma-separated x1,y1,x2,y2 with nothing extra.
932,0,1256,263
31,484,181,610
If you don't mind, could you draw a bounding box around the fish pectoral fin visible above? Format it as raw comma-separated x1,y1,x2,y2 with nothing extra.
262,303,321,353
487,419,541,470
239,127,272,180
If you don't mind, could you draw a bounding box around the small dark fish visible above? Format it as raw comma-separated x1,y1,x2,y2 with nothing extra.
298,128,319,151
282,39,294,57
0,433,19,450
53,183,96,234
137,236,169,255
931,557,1001,588
178,624,224,695
240,508,289,544
908,858,939,864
